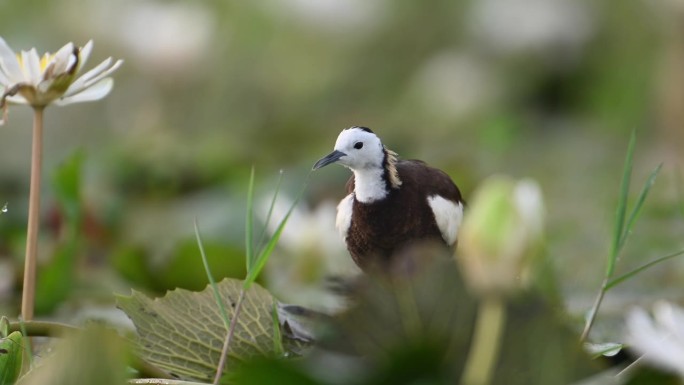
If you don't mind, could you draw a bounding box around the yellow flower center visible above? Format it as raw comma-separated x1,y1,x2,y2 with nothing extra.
15,52,58,73
40,53,55,72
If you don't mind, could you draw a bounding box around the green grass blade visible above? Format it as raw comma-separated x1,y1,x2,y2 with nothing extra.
243,173,311,289
194,219,231,329
606,129,636,278
581,130,639,343
245,167,256,273
243,197,299,288
606,248,684,290
617,162,662,252
255,170,285,257
271,302,284,357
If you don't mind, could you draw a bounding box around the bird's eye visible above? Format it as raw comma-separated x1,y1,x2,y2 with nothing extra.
354,142,364,149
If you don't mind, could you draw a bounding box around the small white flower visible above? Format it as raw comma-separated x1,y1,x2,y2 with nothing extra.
625,301,684,378
0,37,122,115
259,195,359,312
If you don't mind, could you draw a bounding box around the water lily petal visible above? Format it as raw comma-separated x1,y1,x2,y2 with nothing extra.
626,303,684,378
0,67,10,85
78,40,93,70
0,61,17,86
20,50,38,84
51,42,75,75
0,37,24,83
627,307,662,344
82,59,123,89
19,51,30,79
64,58,122,97
63,57,112,95
55,77,113,106
654,301,684,344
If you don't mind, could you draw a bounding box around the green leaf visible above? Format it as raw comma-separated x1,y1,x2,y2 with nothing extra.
110,245,153,288
51,150,84,227
230,357,321,385
156,239,246,292
34,150,87,315
117,279,279,382
0,331,23,385
34,240,78,315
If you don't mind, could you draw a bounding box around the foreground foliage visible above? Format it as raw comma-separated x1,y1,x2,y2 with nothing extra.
117,279,299,382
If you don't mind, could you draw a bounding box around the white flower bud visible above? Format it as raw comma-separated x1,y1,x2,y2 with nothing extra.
457,176,544,296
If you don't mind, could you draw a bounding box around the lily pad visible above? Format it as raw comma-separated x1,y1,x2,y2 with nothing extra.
117,278,279,381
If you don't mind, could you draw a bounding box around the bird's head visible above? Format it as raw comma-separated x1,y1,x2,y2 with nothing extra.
313,126,385,171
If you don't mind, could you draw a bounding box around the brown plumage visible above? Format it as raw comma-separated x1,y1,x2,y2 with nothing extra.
343,160,463,271
313,126,464,273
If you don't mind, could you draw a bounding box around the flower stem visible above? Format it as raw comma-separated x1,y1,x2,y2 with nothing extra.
461,297,506,385
21,107,44,322
213,288,246,385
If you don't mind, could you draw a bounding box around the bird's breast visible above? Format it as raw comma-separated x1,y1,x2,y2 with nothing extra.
349,191,438,244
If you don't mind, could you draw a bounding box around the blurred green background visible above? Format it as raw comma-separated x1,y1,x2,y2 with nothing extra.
0,0,683,340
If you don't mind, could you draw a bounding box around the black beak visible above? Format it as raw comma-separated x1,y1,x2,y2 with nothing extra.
313,150,346,170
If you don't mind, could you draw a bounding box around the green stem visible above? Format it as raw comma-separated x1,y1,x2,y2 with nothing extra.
461,297,506,385
580,276,608,343
9,320,77,336
22,107,44,322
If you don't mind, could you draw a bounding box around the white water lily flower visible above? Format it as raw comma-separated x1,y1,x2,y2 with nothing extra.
0,37,122,112
625,301,684,378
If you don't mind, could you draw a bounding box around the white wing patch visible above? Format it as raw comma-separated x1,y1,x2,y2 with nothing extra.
427,195,463,246
336,194,354,239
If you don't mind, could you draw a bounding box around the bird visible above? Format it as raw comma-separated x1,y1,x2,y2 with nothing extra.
313,126,464,273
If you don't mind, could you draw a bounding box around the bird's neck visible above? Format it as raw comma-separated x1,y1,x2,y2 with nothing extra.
352,147,402,204
353,167,390,203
